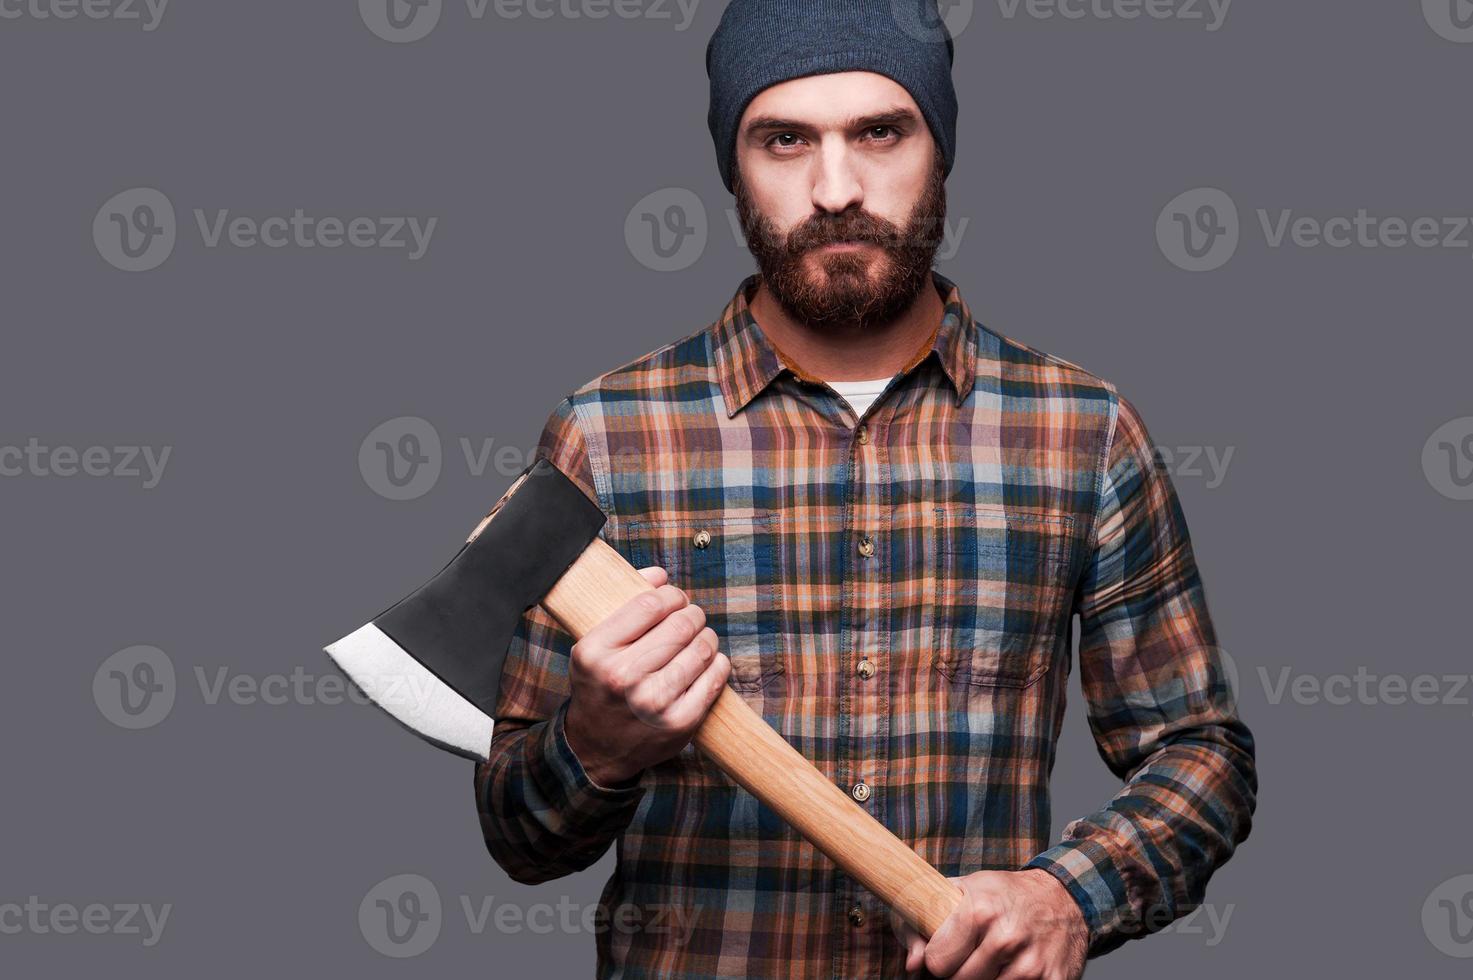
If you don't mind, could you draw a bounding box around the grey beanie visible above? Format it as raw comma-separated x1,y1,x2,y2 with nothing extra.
705,0,958,194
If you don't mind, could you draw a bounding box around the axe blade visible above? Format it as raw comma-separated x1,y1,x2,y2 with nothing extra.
323,457,608,761
325,622,495,761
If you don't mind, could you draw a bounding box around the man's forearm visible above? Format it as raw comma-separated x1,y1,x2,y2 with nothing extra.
1025,717,1257,955
475,700,646,885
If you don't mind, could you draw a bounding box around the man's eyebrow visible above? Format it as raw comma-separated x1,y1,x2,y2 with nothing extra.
743,107,922,137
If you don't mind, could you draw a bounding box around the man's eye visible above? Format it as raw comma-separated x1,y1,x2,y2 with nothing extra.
866,126,899,142
770,133,802,148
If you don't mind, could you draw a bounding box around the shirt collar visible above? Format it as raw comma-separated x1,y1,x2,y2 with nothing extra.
711,270,978,419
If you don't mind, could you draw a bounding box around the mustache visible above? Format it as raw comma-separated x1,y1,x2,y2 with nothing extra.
783,212,900,254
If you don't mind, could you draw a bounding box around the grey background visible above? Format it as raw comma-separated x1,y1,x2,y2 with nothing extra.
3,0,1471,975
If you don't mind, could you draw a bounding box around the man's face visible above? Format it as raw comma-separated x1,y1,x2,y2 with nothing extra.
733,71,946,332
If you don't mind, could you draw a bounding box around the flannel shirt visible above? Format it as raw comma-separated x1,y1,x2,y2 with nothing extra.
474,271,1257,978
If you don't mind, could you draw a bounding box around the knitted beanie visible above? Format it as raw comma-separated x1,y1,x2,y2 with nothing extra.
705,0,958,193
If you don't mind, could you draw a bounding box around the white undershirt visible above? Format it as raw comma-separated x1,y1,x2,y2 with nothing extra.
826,376,894,419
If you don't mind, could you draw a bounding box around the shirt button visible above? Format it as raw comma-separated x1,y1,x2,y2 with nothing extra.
856,425,869,445
857,536,874,558
848,904,865,928
856,659,876,679
851,781,871,802
692,529,711,549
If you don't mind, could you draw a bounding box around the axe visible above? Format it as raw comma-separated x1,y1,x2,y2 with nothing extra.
325,456,963,937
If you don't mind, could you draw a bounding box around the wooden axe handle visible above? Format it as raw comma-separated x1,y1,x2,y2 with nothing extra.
540,535,964,938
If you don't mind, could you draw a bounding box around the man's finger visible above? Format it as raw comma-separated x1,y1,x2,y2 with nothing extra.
583,582,688,648
906,934,926,976
887,906,928,976
660,649,731,729
923,885,985,979
951,939,1006,980
641,629,720,714
637,565,669,586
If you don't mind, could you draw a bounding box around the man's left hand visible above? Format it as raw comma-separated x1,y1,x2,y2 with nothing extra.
888,868,1088,979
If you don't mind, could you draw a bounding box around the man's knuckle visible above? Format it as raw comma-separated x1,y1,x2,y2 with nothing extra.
968,893,998,924
1009,954,1045,980
605,665,633,699
992,920,1026,953
667,605,701,641
627,677,666,715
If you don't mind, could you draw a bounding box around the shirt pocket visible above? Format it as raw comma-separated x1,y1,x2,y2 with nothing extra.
626,512,784,692
930,504,1075,690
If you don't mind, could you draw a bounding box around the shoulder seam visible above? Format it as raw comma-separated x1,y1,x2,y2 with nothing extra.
1085,384,1123,552
571,322,714,397
980,322,1110,388
566,392,614,530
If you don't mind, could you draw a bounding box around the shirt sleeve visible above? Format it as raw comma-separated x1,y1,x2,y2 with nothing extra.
473,395,646,885
1023,392,1258,956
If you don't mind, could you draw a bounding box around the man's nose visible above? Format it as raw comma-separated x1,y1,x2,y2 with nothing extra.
810,138,864,214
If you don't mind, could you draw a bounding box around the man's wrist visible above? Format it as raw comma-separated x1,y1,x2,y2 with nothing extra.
563,703,641,789
1021,868,1086,927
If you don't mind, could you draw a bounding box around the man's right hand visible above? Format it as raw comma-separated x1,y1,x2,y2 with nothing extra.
563,566,731,788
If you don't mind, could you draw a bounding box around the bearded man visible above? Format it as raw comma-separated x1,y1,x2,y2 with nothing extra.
475,3,1257,978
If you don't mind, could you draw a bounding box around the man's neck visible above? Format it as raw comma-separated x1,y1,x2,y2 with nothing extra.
748,273,945,383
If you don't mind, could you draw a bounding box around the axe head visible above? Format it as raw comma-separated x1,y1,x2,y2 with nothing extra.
324,457,606,760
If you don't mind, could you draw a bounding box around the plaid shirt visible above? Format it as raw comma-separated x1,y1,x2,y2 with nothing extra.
474,271,1257,978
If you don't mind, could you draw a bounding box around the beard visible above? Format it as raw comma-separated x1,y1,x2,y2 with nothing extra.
734,152,947,332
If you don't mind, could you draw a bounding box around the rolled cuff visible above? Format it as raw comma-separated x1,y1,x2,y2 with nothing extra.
530,699,646,830
1024,837,1135,956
